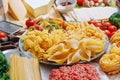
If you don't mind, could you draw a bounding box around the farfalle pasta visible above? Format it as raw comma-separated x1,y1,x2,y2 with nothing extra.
21,20,106,64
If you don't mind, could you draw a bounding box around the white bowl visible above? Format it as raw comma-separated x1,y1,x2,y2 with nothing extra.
56,0,76,13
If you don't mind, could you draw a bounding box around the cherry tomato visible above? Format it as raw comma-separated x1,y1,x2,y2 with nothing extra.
110,31,115,38
108,25,117,32
104,30,111,38
94,22,103,27
102,22,112,27
77,0,84,6
93,0,98,3
25,18,35,28
0,32,7,38
88,20,96,25
100,26,107,30
33,24,40,30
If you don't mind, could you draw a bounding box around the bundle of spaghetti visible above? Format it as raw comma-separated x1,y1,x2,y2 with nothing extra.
10,55,41,80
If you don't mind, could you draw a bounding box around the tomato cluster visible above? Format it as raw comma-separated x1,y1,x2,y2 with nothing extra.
88,20,118,38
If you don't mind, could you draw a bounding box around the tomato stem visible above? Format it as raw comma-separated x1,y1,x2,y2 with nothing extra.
28,17,32,21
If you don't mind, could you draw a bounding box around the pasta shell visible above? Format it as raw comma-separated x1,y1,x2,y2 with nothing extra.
79,49,91,61
67,49,81,64
48,49,69,64
66,39,79,49
82,38,104,53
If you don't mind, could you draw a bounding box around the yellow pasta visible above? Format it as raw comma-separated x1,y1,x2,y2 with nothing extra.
110,42,120,56
21,20,106,64
10,55,41,80
99,53,120,74
67,49,81,64
48,49,70,64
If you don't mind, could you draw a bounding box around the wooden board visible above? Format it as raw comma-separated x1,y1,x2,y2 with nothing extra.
2,0,63,27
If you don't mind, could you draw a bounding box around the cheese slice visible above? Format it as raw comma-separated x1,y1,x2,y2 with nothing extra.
8,0,27,20
23,0,55,17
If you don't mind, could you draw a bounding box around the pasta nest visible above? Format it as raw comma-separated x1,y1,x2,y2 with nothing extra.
110,30,120,44
100,30,120,74
21,21,106,64
99,53,120,74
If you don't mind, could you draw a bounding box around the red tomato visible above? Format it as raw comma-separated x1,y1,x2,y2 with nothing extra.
100,26,107,30
0,32,7,38
93,0,98,3
102,22,112,27
77,0,84,6
88,20,96,25
108,25,117,32
33,24,40,30
94,22,103,27
104,30,111,38
110,31,115,38
25,18,35,28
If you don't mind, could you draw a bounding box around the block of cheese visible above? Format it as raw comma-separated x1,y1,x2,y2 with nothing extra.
8,0,27,20
23,0,55,17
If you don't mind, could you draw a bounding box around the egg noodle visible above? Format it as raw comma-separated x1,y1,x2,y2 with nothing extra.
21,19,106,64
100,30,120,74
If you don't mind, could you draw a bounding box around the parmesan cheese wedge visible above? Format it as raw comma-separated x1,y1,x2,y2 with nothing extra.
8,0,27,20
23,0,55,17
